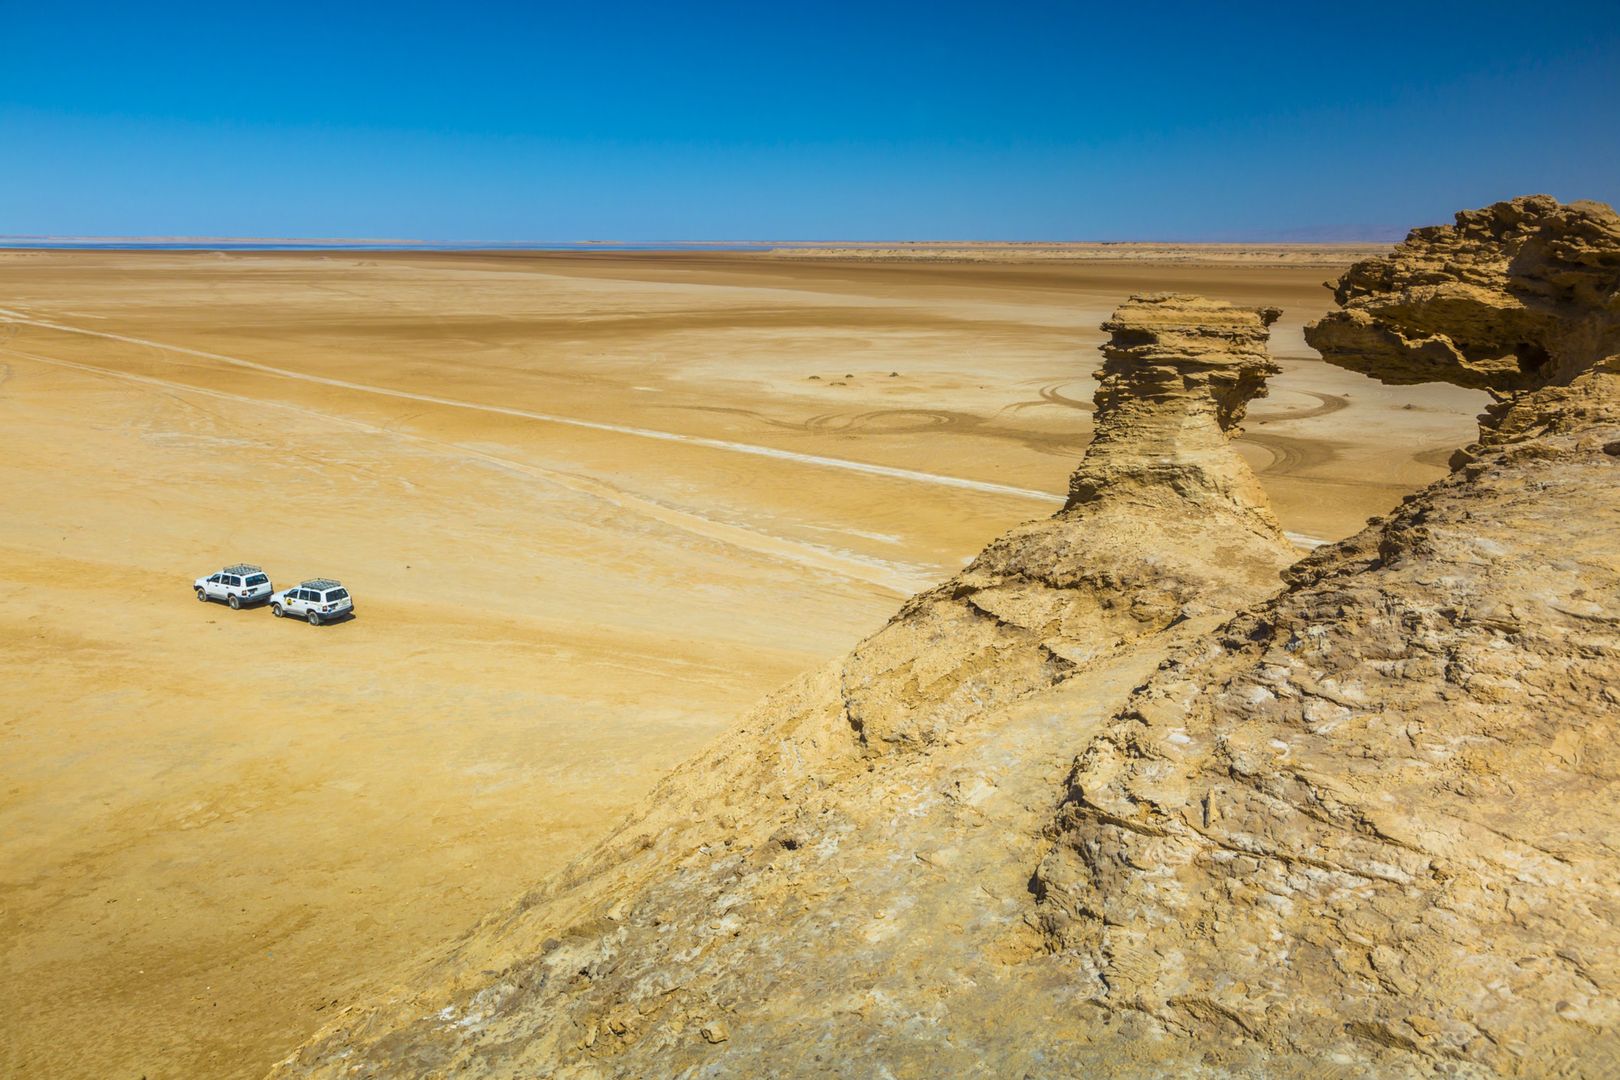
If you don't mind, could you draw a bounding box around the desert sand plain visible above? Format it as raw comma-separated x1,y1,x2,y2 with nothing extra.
0,247,1485,1078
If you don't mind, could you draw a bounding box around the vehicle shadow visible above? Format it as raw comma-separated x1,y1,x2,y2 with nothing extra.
194,595,273,611
192,593,356,625
269,609,358,628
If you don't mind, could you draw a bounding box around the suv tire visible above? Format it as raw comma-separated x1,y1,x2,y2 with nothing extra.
228,595,242,610
271,603,283,618
307,611,322,626
196,588,207,602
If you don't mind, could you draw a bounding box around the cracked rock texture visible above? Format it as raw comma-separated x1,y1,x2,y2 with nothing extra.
1038,197,1620,1077
272,295,1299,1078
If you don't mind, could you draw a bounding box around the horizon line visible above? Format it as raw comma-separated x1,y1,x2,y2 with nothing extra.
0,234,1404,248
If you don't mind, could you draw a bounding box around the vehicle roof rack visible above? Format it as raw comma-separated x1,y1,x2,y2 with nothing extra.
223,563,264,575
300,577,343,590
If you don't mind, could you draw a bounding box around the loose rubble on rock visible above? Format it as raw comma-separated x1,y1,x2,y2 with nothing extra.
275,199,1620,1078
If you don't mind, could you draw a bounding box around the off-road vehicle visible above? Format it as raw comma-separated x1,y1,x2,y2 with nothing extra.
270,578,354,625
194,564,273,609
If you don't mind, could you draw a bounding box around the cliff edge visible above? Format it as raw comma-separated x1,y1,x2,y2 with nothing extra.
1037,196,1620,1075
275,199,1620,1079
274,294,1298,1077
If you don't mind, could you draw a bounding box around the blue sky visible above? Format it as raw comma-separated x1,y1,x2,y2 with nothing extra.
3,1,1618,240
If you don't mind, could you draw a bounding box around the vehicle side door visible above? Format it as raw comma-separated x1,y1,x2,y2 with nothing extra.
205,573,226,599
288,589,309,614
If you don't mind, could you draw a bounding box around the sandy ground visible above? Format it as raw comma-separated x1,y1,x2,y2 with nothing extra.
0,249,1484,1078
768,240,1395,263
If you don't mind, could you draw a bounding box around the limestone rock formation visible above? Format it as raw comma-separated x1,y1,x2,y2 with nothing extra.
1305,194,1620,391
1070,294,1280,515
1037,197,1620,1076
275,198,1620,1080
846,294,1291,752
273,294,1298,1077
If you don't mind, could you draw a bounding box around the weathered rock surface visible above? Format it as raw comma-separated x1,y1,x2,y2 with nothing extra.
275,199,1620,1079
1038,197,1620,1076
272,294,1300,1077
1305,194,1620,391
847,294,1290,752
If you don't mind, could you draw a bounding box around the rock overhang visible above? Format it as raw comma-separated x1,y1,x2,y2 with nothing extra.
1305,195,1620,394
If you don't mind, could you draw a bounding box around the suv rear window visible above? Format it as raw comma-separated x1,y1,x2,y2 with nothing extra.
326,589,349,601
245,574,268,587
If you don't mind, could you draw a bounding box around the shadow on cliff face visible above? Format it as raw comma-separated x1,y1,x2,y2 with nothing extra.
275,198,1620,1079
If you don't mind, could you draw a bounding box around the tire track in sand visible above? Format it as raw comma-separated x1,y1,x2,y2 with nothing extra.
0,308,1064,504
1,311,1329,551
2,346,943,595
1252,390,1349,424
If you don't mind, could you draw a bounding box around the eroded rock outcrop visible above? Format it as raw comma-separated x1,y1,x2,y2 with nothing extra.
847,294,1290,751
273,295,1298,1078
275,198,1620,1080
1037,198,1620,1075
1305,194,1620,392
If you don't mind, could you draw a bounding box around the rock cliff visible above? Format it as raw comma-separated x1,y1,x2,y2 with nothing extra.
1037,197,1620,1076
273,294,1299,1077
275,198,1620,1079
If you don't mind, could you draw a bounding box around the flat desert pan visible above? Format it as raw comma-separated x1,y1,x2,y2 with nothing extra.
0,248,1483,1078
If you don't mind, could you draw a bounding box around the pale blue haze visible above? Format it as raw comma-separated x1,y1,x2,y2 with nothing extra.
2,1,1617,239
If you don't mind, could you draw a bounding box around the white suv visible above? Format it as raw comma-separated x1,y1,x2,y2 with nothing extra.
270,578,354,625
195,564,273,609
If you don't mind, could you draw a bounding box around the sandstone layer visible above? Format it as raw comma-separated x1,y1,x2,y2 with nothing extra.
275,198,1620,1079
847,295,1291,753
